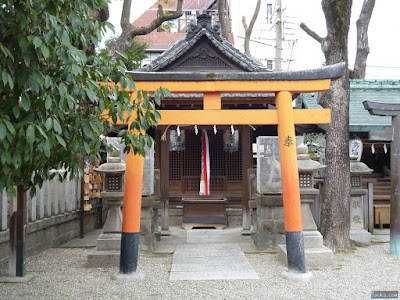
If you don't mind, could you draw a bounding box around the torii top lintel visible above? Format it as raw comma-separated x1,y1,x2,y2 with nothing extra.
123,63,345,126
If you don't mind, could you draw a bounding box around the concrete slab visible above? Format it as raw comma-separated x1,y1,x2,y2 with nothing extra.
59,229,102,248
169,230,259,281
170,270,259,281
171,263,254,272
172,255,249,265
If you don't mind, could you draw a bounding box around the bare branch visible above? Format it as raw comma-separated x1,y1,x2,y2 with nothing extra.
353,0,375,78
300,22,323,44
218,0,229,40
242,0,261,56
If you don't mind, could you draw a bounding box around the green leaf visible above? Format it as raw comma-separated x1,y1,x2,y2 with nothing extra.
32,71,45,85
53,119,62,134
4,120,15,135
44,76,52,89
45,118,53,130
33,37,42,48
117,51,128,60
58,83,67,97
41,44,50,59
46,2,57,16
0,123,6,140
21,94,31,111
117,65,126,75
13,106,20,118
26,125,35,144
45,95,52,110
35,125,47,138
83,141,90,154
61,29,70,45
55,134,66,148
7,73,13,89
2,71,7,86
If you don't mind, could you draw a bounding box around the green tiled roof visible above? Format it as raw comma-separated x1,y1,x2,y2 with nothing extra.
301,79,400,132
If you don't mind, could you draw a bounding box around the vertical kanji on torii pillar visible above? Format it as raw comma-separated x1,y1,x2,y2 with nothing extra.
106,62,345,282
364,101,400,255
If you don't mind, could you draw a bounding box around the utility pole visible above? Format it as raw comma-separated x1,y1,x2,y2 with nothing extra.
275,0,282,71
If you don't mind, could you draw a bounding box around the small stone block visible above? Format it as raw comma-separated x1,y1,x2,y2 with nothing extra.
0,274,35,283
281,270,314,282
112,272,145,282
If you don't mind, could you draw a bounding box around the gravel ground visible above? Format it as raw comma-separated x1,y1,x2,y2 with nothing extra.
0,242,399,300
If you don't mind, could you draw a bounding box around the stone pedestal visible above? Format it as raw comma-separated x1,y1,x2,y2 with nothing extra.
349,158,373,244
140,196,156,252
350,188,371,244
252,194,285,251
278,190,333,268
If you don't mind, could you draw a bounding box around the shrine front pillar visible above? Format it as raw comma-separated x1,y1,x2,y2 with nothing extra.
276,91,312,281
114,151,145,281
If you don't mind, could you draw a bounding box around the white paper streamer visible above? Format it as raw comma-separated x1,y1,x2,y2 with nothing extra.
384,143,387,154
371,144,375,154
230,125,234,135
213,125,217,135
176,126,181,137
194,125,198,135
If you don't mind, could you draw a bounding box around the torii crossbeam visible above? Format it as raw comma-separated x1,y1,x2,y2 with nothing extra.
113,63,345,281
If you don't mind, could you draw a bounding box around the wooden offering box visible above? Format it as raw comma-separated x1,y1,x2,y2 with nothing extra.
181,198,228,229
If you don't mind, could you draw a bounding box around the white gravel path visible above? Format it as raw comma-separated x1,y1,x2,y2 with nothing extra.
0,241,399,300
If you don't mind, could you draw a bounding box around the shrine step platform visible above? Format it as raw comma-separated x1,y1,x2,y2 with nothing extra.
169,229,259,281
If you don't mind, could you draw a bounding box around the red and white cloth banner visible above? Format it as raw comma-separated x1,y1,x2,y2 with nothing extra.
199,129,210,196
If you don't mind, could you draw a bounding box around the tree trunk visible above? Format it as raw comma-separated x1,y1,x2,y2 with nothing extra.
318,0,353,252
353,0,375,78
242,0,261,56
218,0,229,40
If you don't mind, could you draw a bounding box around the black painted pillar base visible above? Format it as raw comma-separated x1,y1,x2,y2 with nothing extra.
120,232,140,274
114,232,145,282
16,240,26,277
285,231,306,273
281,231,314,282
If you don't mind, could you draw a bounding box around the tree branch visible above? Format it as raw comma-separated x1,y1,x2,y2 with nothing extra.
242,0,261,56
300,22,323,44
120,0,132,30
218,0,229,40
109,0,183,54
353,0,375,78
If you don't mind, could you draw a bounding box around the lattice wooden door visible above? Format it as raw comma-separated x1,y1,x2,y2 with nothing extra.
169,130,242,193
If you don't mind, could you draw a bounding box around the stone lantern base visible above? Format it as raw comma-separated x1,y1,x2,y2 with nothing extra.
277,191,333,268
87,195,159,268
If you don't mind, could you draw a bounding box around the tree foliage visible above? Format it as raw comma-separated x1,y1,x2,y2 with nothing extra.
102,36,148,70
0,0,167,196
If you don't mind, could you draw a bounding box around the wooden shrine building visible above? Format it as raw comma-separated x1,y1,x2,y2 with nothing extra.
131,14,338,231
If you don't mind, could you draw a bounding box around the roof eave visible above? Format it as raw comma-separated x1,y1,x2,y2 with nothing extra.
129,63,345,81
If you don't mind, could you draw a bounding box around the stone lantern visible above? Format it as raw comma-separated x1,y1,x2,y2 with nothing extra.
350,157,373,243
93,149,126,252
278,143,333,268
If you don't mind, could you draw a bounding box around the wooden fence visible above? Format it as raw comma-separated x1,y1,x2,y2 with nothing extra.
0,173,81,233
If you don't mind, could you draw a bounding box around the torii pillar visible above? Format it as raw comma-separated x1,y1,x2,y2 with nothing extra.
109,62,345,281
364,101,400,255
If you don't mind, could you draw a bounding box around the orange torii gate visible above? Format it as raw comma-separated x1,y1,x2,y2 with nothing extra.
115,63,345,281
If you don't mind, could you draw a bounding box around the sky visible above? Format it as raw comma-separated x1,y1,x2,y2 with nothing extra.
104,0,400,79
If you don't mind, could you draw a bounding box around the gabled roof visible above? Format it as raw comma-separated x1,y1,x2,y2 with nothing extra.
301,79,400,132
141,14,268,72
